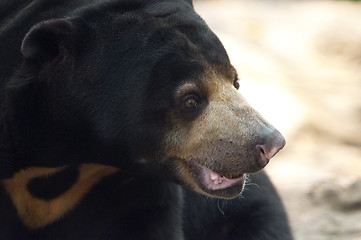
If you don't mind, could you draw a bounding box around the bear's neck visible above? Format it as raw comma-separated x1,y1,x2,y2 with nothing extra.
0,78,115,177
1,85,138,178
1,65,140,178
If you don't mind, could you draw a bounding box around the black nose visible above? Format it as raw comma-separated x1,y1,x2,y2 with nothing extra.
256,132,286,168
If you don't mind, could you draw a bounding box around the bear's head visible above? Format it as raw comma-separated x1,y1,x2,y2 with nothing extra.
9,0,285,199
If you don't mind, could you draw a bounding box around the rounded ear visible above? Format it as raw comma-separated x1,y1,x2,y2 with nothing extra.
21,19,73,64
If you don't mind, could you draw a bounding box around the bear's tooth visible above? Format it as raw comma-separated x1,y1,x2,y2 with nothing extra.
210,172,220,181
214,178,223,185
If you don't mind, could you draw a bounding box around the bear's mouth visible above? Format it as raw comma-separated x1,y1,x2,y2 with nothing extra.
191,163,246,199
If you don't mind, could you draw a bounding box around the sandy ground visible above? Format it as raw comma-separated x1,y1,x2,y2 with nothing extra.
193,0,361,239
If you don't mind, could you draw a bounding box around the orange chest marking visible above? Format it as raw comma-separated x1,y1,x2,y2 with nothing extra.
2,164,118,229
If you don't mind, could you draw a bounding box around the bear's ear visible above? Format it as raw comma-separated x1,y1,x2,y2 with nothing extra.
21,19,74,64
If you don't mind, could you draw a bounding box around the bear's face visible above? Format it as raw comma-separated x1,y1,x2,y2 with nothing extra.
147,61,285,198
159,74,282,198
17,0,285,199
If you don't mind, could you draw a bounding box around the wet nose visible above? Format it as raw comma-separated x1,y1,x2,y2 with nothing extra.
256,132,286,168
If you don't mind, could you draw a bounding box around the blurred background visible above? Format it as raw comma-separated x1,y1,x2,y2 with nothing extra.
193,0,361,239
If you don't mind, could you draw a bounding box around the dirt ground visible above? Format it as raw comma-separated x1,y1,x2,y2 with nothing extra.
194,0,361,239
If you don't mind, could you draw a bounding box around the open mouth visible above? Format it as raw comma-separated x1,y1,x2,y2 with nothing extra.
192,163,246,199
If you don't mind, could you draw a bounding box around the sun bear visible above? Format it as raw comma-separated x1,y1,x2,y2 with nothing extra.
0,0,293,239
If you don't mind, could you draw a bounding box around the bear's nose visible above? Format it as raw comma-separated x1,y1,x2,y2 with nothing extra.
256,132,286,168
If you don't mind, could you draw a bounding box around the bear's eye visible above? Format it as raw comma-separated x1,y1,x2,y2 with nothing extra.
183,95,200,109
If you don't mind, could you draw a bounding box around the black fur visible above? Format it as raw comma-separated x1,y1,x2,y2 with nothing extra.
0,0,293,239
0,171,291,239
26,165,79,200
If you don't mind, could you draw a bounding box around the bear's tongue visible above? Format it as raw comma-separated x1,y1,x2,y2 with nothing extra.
201,166,245,190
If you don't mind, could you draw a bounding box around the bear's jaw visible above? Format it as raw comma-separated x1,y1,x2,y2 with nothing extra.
191,163,246,199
